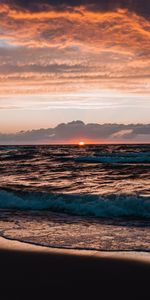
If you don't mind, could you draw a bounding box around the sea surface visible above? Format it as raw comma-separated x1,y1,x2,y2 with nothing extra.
0,144,150,251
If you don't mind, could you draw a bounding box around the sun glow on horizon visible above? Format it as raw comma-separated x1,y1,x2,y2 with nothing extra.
78,141,85,146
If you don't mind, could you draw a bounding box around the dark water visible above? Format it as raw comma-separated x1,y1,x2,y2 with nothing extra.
0,144,150,251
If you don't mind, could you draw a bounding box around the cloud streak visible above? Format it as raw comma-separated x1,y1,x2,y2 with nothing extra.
1,1,150,17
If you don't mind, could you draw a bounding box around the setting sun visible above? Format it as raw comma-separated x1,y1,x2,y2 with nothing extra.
78,141,85,146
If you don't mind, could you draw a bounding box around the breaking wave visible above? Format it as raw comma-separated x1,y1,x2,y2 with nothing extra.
0,189,150,218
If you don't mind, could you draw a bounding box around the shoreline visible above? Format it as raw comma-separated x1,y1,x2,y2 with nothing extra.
1,235,150,262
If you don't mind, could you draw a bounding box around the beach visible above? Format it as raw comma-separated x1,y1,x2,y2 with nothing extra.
1,236,150,299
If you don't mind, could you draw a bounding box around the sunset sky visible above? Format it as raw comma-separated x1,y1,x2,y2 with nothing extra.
0,0,150,140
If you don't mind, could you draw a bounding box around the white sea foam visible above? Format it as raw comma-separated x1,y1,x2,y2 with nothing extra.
0,189,150,218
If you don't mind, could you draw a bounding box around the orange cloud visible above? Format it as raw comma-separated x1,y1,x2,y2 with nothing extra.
0,5,149,49
0,3,149,95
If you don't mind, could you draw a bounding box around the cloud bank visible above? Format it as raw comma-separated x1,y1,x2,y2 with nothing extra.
0,121,149,144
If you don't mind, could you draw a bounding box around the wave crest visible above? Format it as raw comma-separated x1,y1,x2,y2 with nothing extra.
0,189,150,218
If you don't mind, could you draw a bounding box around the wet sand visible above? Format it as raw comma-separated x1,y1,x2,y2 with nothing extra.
0,236,150,299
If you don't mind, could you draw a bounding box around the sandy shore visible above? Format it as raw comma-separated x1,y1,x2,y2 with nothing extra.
0,236,150,299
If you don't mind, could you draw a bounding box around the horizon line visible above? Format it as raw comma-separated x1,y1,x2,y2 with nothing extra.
1,142,150,146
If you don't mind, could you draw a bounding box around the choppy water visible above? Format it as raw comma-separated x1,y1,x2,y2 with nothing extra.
0,144,150,251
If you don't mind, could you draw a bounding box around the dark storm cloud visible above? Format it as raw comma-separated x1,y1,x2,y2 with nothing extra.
1,0,150,18
0,121,149,144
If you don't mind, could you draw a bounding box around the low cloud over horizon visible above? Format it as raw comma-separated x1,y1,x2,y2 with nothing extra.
0,121,149,144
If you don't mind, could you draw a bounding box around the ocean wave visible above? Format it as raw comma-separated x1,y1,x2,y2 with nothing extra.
75,152,150,163
0,189,150,218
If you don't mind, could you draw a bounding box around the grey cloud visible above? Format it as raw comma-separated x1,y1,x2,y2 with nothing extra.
0,63,85,74
0,121,149,144
2,1,150,19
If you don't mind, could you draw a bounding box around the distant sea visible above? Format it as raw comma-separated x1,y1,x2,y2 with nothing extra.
0,144,150,251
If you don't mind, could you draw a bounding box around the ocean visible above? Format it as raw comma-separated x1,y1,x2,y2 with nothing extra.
0,144,150,251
